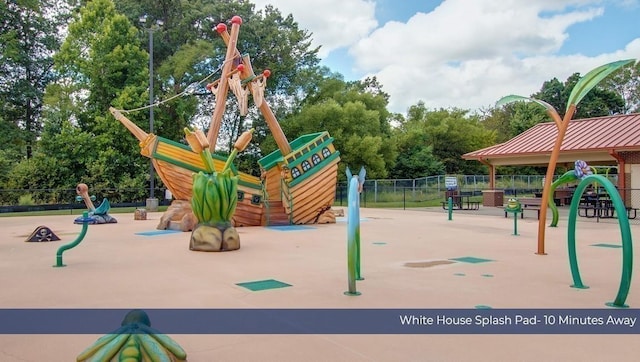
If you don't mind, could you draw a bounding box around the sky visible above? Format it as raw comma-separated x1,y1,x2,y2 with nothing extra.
249,0,640,114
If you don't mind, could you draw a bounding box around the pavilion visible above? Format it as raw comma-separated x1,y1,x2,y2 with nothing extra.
463,113,640,207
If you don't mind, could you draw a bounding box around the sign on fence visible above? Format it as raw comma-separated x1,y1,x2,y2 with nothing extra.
445,176,458,190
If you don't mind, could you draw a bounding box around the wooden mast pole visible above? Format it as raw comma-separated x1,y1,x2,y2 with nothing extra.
215,22,292,155
206,16,242,152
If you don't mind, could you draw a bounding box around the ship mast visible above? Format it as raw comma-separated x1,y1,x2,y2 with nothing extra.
206,16,292,156
206,16,242,152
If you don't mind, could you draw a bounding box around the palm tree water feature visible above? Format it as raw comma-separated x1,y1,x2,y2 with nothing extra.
345,166,366,296
497,58,636,255
54,211,91,267
187,128,253,252
566,174,633,308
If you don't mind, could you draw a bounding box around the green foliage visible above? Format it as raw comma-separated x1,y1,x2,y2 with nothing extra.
530,66,629,119
398,103,495,175
566,59,634,110
0,114,24,180
509,102,549,136
38,0,151,193
5,155,75,204
0,0,72,159
390,125,444,179
277,77,396,180
603,60,640,113
114,0,321,152
18,194,35,206
530,77,567,115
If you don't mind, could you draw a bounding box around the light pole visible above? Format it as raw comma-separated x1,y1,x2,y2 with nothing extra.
139,14,163,211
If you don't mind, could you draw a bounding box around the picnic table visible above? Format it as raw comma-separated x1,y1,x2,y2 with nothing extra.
441,192,480,210
578,193,638,220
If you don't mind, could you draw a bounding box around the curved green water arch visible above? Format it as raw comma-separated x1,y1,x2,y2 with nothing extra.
550,166,618,227
567,174,633,308
549,171,579,227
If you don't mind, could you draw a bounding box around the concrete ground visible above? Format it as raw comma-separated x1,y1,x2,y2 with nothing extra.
1,205,638,361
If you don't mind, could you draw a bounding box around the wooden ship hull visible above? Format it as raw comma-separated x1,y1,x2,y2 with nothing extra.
110,108,264,227
151,137,264,227
110,108,340,227
259,132,340,225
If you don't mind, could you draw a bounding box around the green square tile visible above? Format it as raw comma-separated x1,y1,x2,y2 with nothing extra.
449,256,494,264
236,279,292,291
591,243,622,248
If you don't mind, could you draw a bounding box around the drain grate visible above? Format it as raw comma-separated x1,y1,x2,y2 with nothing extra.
449,256,494,264
404,260,456,268
266,225,315,231
236,279,292,291
591,243,622,248
135,230,181,236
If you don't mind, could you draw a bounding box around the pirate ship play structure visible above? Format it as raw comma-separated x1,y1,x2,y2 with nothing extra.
109,16,340,228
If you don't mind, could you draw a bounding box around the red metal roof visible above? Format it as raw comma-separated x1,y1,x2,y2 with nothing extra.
464,113,640,160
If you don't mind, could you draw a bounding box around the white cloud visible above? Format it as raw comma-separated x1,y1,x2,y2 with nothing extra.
250,0,377,57
250,0,640,113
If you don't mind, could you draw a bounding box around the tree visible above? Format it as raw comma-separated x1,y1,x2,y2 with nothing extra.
398,103,495,175
114,0,322,164
603,61,640,113
478,105,511,143
16,0,151,198
389,132,444,179
278,76,397,180
509,101,549,136
0,0,74,159
532,72,625,119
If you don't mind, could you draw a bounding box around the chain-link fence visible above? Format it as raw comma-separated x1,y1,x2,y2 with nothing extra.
2,174,630,215
0,187,171,213
333,174,640,224
334,174,620,205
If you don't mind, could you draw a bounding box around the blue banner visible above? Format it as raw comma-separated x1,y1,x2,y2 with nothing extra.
0,309,638,334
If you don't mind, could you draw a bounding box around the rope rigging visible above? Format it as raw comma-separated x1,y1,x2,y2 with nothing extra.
113,58,233,114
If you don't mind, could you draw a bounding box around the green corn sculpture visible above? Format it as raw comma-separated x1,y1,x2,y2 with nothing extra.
186,128,254,251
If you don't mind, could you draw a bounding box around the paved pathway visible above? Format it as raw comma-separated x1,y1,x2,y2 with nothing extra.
1,208,638,361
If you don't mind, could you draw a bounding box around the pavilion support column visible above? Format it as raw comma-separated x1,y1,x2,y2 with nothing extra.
489,164,496,190
609,150,626,204
477,159,502,207
478,159,495,189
